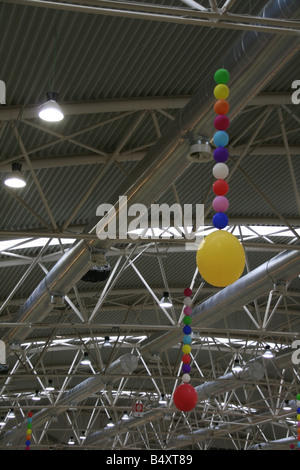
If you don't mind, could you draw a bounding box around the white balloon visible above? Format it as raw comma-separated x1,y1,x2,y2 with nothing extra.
213,163,229,179
183,297,192,307
182,373,191,383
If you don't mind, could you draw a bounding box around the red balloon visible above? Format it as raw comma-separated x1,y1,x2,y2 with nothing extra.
183,288,192,297
213,179,229,196
214,115,230,131
173,383,198,412
182,354,191,364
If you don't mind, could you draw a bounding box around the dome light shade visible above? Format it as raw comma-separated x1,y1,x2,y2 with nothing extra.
159,292,172,308
4,163,26,188
159,394,167,405
103,336,111,348
7,409,15,419
46,380,55,391
38,91,64,122
263,345,274,358
232,359,242,372
81,352,91,365
32,390,41,401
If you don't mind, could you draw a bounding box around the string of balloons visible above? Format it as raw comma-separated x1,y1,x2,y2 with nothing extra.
196,69,245,288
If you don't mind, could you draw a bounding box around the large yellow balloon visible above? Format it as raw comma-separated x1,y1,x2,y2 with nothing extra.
196,230,245,287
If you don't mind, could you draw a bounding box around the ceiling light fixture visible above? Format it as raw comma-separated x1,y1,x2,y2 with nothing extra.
122,411,129,421
232,359,243,372
263,345,274,358
159,292,172,308
80,352,91,365
0,417,5,426
103,336,111,348
32,390,41,401
38,91,64,122
68,436,75,445
159,394,167,405
283,400,291,411
7,409,15,419
4,163,26,188
106,418,114,428
80,431,86,440
45,379,55,391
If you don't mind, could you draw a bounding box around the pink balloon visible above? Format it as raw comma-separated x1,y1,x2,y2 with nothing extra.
184,306,192,316
213,196,229,212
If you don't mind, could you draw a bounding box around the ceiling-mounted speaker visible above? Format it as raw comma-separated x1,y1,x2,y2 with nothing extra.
81,264,111,283
187,138,212,163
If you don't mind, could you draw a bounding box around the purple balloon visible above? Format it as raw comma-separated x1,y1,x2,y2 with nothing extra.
182,364,191,373
213,196,229,213
214,146,229,163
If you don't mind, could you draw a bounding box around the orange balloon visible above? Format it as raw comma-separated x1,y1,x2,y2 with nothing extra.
214,99,230,115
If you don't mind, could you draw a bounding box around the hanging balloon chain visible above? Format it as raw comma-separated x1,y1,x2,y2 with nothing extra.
290,393,300,450
212,68,230,230
173,288,198,412
195,68,245,289
25,411,33,450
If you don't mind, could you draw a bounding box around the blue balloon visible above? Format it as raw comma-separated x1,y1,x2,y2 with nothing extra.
183,325,191,335
213,130,229,147
183,335,192,345
26,440,31,446
213,212,228,229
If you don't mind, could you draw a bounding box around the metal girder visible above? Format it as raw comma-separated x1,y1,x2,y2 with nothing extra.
3,0,300,35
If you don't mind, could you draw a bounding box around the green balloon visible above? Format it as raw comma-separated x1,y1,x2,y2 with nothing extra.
214,68,230,84
296,393,300,400
183,316,192,325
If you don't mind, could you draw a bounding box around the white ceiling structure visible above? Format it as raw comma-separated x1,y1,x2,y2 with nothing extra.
0,0,300,451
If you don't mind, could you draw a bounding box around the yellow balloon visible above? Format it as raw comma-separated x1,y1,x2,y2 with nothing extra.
182,344,191,354
196,230,245,287
214,84,230,100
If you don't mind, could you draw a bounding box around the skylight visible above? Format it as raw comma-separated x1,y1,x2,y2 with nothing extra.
0,237,76,252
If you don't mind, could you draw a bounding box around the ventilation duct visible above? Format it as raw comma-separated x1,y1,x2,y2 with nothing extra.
140,248,300,357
